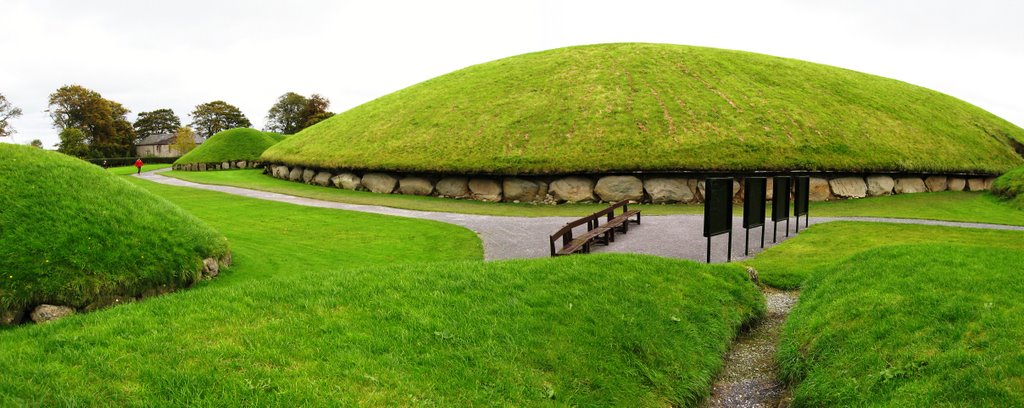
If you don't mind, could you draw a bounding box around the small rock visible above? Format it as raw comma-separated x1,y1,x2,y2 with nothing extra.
746,266,760,284
202,257,220,278
1,309,25,326
30,305,75,323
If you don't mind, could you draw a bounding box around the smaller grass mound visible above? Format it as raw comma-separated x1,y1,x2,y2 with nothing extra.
776,244,1024,406
992,165,1024,208
174,128,284,165
0,144,229,321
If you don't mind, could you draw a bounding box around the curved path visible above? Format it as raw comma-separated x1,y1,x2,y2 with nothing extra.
136,169,1024,262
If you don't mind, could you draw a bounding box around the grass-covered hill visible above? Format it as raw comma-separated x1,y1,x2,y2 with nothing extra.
175,128,284,165
992,165,1024,208
0,144,229,321
262,43,1024,175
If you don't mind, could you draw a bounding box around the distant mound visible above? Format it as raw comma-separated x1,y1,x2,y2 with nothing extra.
0,144,229,323
992,166,1024,208
176,128,284,165
263,43,1024,175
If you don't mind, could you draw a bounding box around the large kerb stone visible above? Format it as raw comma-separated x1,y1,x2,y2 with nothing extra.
436,177,470,198
895,177,927,194
550,177,595,203
330,173,362,190
866,175,895,196
829,177,867,198
595,176,643,202
469,178,502,201
362,173,398,194
643,178,693,203
503,178,540,202
399,176,434,196
312,171,333,187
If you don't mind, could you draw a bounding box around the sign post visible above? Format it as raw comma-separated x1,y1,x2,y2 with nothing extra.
771,176,791,243
703,177,734,263
742,177,767,256
794,176,810,233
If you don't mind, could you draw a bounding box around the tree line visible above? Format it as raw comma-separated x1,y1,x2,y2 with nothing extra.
0,86,334,158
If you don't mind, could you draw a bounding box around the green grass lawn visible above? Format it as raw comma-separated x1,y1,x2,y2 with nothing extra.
0,145,228,319
0,176,762,406
175,128,284,165
263,43,1024,175
992,165,1024,209
163,169,1024,226
107,163,171,175
746,222,1024,289
776,244,1024,406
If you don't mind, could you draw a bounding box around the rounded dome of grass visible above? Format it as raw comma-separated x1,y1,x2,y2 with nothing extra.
263,43,1024,175
175,128,285,165
992,165,1024,209
0,144,229,319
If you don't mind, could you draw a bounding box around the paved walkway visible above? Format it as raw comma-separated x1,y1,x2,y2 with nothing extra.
136,169,1024,262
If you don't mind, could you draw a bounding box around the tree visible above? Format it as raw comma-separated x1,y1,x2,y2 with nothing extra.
134,108,181,139
190,101,252,139
47,85,136,157
0,93,23,139
264,92,333,135
57,128,89,157
29,139,43,149
171,126,197,155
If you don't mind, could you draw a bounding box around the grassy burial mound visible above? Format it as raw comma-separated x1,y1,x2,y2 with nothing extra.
263,43,1024,175
174,127,284,167
992,165,1024,208
0,144,229,325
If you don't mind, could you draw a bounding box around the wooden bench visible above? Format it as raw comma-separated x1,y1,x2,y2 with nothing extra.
549,200,641,256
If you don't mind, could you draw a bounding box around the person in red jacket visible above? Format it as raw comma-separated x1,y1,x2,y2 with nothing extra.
134,158,143,174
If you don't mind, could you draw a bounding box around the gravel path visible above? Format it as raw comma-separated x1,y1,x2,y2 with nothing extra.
702,288,799,408
136,169,1024,262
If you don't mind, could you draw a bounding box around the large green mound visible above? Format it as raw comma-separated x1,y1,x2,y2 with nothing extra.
175,128,284,165
0,144,229,319
992,165,1024,208
263,43,1024,175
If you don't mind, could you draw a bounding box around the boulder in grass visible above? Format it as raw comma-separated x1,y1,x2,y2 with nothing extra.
302,168,317,183
808,177,832,201
925,176,948,192
947,178,966,191
866,175,895,196
644,178,693,204
330,173,362,190
895,177,927,194
503,178,540,202
399,176,434,196
967,178,986,191
312,171,333,187
469,178,502,202
829,177,867,198
30,305,75,323
437,177,470,198
550,177,595,203
288,167,304,181
362,173,398,194
595,176,643,202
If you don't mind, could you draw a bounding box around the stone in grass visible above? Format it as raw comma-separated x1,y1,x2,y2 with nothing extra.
399,176,434,196
288,167,304,181
222,161,231,170
30,305,75,323
808,177,832,201
595,176,643,202
312,171,333,187
894,177,927,194
330,173,362,190
436,177,470,198
302,168,317,183
503,178,540,202
866,175,895,196
550,177,595,203
362,173,398,194
643,178,693,204
967,178,986,191
1,310,25,326
202,257,220,278
924,176,948,192
829,177,867,198
947,178,966,191
469,178,502,202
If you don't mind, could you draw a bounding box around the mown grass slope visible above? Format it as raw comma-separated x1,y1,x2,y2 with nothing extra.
175,128,284,165
777,244,1024,406
0,144,228,319
992,165,1024,208
0,177,763,406
263,43,1024,175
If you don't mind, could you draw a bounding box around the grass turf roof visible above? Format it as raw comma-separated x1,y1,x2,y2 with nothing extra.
262,43,1024,175
175,127,284,165
0,144,229,317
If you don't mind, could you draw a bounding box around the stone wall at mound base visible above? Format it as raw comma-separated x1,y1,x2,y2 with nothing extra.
173,161,263,171
258,164,997,204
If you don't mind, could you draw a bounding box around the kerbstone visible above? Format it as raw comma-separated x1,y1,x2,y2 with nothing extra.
595,176,643,202
362,173,398,194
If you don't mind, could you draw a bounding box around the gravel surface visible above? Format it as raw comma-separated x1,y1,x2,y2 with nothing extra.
702,288,799,408
137,169,1024,262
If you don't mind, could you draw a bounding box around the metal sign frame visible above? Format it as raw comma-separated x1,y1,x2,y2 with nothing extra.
703,177,734,263
771,176,791,243
742,177,767,256
793,176,810,232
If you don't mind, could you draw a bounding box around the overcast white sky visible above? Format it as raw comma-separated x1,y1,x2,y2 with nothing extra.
1,0,1022,149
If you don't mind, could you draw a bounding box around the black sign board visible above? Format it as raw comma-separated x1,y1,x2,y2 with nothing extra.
771,177,791,242
703,178,734,263
742,177,767,256
793,176,810,231
703,178,734,237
